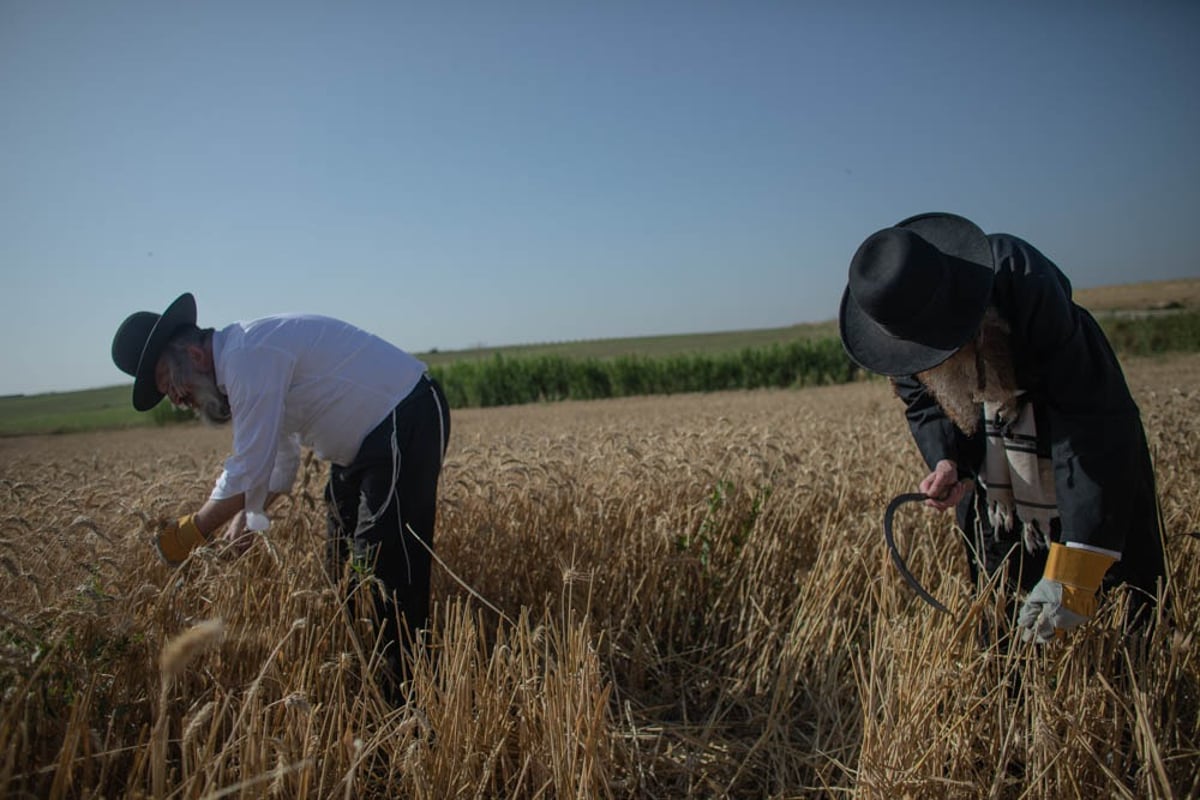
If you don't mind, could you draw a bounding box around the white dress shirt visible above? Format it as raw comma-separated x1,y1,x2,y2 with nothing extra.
209,314,427,529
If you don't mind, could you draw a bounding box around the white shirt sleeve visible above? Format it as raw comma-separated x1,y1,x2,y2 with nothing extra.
210,345,296,526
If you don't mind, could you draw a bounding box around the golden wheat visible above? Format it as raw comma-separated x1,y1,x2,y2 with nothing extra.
0,354,1197,798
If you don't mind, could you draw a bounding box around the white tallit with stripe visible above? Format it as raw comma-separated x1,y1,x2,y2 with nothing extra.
980,392,1057,553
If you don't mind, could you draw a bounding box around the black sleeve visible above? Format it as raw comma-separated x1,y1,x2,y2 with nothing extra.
893,375,976,477
991,234,1141,554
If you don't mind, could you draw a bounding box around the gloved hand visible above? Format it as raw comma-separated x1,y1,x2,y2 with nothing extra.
1017,543,1116,643
156,513,208,566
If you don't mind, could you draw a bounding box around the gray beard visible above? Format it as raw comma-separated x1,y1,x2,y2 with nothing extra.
916,310,1018,436
191,372,232,426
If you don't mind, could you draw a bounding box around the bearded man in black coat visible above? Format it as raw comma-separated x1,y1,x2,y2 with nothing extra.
839,212,1166,642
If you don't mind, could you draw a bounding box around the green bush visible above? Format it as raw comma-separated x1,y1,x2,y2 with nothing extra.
1100,310,1200,357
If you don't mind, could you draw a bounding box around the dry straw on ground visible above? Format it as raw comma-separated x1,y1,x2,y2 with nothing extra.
0,353,1197,798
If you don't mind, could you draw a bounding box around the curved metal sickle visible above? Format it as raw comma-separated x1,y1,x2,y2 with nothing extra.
883,492,951,615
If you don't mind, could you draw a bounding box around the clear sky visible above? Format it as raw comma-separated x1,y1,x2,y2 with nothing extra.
2,1,1198,396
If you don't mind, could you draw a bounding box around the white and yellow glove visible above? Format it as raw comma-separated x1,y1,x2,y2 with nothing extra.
156,513,208,567
1017,543,1116,643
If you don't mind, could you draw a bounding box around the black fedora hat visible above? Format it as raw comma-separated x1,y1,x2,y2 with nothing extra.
838,212,995,377
111,293,198,411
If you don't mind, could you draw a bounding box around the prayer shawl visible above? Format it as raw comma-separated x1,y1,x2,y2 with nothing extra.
980,393,1057,553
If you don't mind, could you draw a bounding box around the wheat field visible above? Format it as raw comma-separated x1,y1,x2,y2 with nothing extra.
1,353,1197,799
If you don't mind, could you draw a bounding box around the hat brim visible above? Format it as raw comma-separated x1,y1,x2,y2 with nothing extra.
131,293,197,411
839,213,994,377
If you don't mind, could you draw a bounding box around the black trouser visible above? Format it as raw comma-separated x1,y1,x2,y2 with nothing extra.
325,375,450,687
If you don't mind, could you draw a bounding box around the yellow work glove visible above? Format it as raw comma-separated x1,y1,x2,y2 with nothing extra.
1017,543,1117,643
156,513,208,567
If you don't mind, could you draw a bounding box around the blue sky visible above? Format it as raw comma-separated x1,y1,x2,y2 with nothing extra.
2,1,1197,396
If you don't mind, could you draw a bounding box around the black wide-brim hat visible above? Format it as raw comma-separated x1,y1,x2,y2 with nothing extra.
111,292,197,411
838,212,995,377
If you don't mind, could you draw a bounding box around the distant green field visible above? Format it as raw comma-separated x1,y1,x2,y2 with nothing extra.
2,306,1195,437
416,320,838,366
0,384,151,437
0,323,832,437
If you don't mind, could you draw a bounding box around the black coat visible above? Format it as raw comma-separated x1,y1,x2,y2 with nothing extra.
893,233,1163,594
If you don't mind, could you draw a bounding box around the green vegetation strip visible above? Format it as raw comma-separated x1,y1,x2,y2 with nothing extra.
430,310,1200,409
1096,309,1200,357
1,311,1197,434
430,337,857,408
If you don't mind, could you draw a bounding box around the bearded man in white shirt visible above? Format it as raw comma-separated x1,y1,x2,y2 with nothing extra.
112,293,451,698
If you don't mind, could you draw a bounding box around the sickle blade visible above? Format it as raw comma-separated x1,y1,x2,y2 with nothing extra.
883,492,952,615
